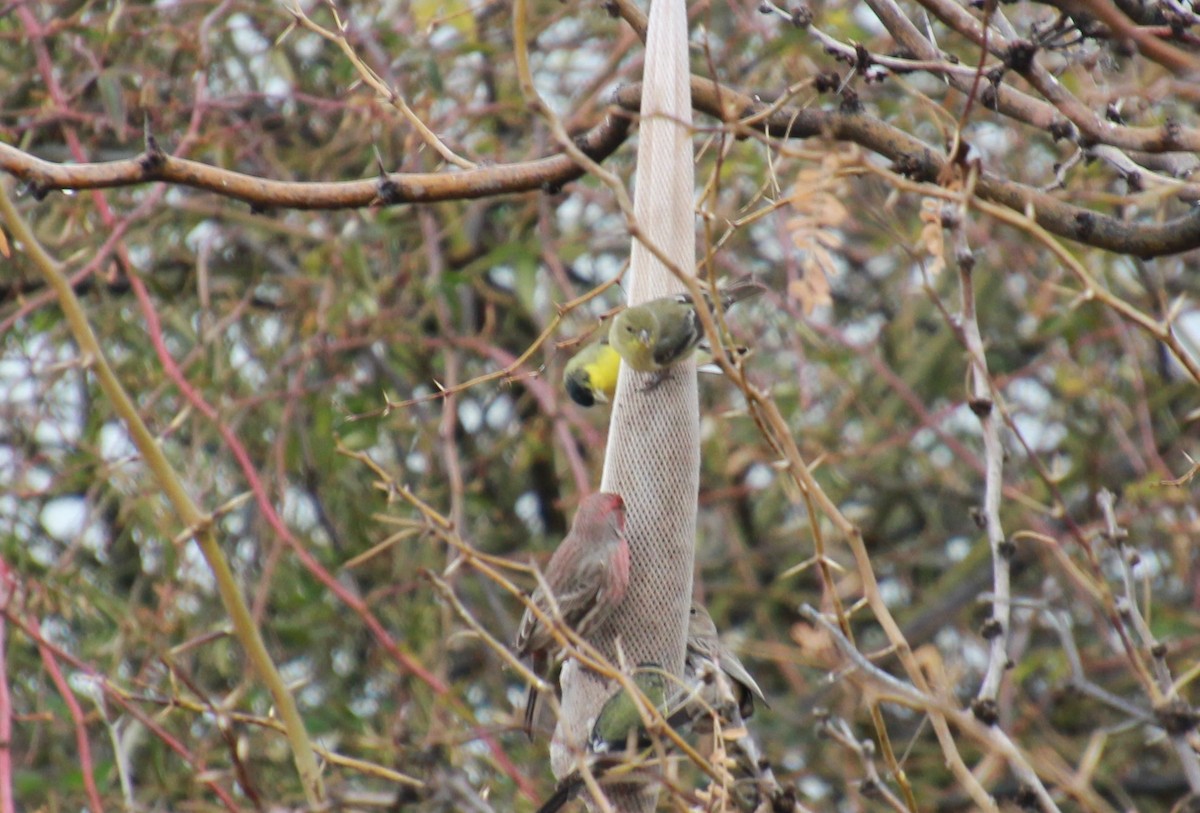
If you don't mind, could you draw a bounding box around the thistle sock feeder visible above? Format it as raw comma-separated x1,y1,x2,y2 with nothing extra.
549,0,698,809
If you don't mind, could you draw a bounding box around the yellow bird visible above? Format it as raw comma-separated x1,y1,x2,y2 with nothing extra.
608,278,764,374
563,338,621,407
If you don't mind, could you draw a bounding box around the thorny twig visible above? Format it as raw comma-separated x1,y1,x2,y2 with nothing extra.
938,199,1013,720
799,605,1062,812
819,715,909,813
1097,490,1200,793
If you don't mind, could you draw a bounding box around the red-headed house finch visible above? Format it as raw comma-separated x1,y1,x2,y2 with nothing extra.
513,492,630,737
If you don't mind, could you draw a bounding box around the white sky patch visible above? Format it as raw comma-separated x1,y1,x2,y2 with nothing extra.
28,538,57,568
40,495,88,542
969,121,1013,161
853,2,887,33
283,485,319,533
178,541,216,592
229,341,268,390
878,576,911,608
514,491,543,537
485,395,514,431
489,265,516,292
22,464,53,493
0,356,36,406
38,616,74,650
840,313,886,345
229,12,270,55
1174,309,1200,367
744,461,775,490
458,398,483,433
292,31,323,60
796,776,828,800
946,535,972,562
184,220,222,254
257,314,284,347
67,672,105,704
405,451,428,475
1011,409,1066,452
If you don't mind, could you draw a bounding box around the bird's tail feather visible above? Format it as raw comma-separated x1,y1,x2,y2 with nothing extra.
718,276,767,309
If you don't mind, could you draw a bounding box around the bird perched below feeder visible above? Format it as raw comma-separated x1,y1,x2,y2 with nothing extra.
685,602,767,724
536,664,683,813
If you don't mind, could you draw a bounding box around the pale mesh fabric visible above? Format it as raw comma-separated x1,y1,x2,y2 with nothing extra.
549,0,697,809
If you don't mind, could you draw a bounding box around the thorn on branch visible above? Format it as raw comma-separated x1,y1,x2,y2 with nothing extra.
1164,118,1182,149
376,176,402,206
1014,785,1040,810
770,784,799,812
1048,119,1075,141
853,42,873,73
1150,641,1168,658
968,397,993,417
139,114,166,173
838,87,862,114
890,154,924,179
791,4,813,27
1073,211,1096,239
1154,698,1200,736
25,181,50,201
1004,40,1038,72
813,71,841,93
980,617,1004,640
980,85,999,111
997,538,1016,558
139,132,166,174
970,506,987,528
970,697,1000,725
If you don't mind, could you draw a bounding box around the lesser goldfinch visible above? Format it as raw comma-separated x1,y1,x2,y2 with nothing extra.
686,602,767,723
537,664,673,813
608,277,764,373
514,493,630,739
563,338,621,407
565,337,749,407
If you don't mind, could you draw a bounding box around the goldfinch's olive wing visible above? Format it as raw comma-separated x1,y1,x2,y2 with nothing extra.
649,300,703,367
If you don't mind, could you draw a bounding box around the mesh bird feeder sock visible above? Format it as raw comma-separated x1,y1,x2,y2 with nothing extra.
549,0,698,809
